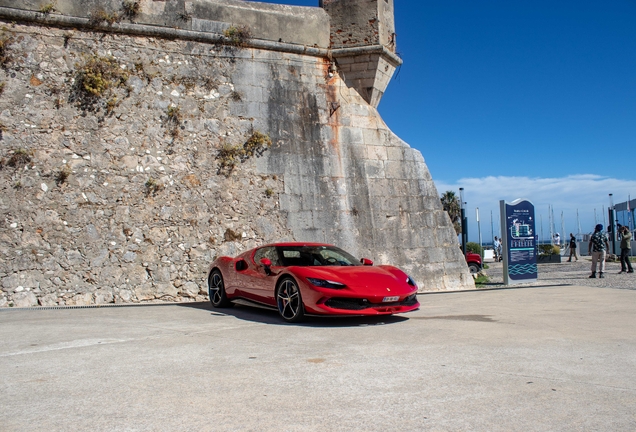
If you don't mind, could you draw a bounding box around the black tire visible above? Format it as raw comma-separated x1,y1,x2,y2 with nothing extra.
468,263,481,274
208,269,233,308
276,277,305,323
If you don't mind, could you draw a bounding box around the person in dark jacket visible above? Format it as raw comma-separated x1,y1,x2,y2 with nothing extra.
619,226,633,273
567,233,578,262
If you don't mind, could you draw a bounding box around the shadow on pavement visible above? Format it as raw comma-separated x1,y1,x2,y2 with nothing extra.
177,301,410,327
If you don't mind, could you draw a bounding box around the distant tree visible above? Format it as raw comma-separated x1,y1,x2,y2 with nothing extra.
440,190,461,235
466,242,483,255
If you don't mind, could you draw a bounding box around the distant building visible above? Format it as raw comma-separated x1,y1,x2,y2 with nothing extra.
615,198,635,231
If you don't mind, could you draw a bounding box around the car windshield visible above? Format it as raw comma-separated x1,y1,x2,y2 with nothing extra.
276,245,361,267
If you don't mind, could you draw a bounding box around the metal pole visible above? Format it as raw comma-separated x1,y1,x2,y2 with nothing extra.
609,194,616,255
459,188,467,255
490,210,494,247
560,211,565,253
629,195,633,257
476,207,482,260
548,206,551,244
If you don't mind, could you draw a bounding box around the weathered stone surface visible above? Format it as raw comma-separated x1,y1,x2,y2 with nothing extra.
0,1,473,308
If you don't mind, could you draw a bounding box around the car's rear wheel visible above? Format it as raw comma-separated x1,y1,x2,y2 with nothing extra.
276,277,305,323
468,263,481,274
208,270,233,308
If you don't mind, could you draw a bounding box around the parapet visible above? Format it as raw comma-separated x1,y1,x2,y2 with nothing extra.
0,0,400,107
0,0,330,48
321,0,401,107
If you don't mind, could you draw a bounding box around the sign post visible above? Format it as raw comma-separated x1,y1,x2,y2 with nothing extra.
500,199,538,285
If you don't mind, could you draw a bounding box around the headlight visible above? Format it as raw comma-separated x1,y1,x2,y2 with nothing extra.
307,278,346,289
406,276,417,287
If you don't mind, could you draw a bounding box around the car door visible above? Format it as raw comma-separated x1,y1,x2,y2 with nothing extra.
245,246,280,305
227,251,252,298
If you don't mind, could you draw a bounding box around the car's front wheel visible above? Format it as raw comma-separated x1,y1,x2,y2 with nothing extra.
276,277,305,323
468,263,481,274
208,269,233,308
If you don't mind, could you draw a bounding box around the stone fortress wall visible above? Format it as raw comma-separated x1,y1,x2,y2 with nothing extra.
0,0,473,308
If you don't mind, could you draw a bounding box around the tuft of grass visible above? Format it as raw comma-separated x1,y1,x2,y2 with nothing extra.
177,12,192,21
0,31,14,67
6,148,33,169
121,1,140,20
71,55,129,111
216,131,272,177
106,97,119,115
0,81,4,95
244,131,273,157
223,25,251,47
144,178,164,197
39,2,56,15
165,105,181,138
474,274,489,287
230,90,242,102
224,228,242,242
55,165,71,185
265,188,274,198
89,8,120,26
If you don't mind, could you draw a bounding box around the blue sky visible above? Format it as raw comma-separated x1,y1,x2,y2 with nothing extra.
253,0,636,241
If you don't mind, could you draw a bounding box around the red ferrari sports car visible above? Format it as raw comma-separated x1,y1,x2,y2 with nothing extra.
205,242,420,322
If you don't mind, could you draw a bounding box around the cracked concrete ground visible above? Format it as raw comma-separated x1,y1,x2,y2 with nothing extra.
1,284,635,431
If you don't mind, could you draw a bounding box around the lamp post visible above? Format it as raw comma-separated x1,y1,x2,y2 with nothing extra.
609,194,617,255
476,207,482,260
459,188,467,255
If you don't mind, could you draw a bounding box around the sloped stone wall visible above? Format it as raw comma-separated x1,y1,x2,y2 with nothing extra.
0,24,295,307
0,7,472,308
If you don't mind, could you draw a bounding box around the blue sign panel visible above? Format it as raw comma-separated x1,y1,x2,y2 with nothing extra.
500,199,537,283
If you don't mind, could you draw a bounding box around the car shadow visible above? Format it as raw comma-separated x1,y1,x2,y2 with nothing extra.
177,301,410,327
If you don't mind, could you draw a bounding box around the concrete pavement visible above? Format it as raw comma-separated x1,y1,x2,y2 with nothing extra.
1,285,635,431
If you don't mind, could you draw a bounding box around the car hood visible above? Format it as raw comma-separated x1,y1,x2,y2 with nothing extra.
292,265,415,295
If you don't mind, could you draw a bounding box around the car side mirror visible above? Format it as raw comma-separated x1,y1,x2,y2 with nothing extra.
360,258,373,266
260,258,272,275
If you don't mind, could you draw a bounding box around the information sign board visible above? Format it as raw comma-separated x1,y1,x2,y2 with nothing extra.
500,199,538,284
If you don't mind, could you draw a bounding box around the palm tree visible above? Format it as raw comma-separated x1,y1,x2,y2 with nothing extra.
440,190,461,235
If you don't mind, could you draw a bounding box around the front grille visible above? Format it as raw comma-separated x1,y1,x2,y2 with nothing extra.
324,294,418,311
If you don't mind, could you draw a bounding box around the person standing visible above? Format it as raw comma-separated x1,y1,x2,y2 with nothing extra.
619,226,633,273
493,236,500,261
567,233,578,262
588,224,610,278
554,232,561,247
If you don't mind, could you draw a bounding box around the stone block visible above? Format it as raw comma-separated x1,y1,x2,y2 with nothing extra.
363,160,386,179
67,293,93,306
287,211,314,231
134,284,155,301
181,282,199,298
294,228,325,243
94,291,114,305
351,61,371,72
340,127,364,145
12,291,38,307
38,293,59,306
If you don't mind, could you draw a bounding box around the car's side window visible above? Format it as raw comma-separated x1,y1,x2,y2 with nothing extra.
254,247,281,266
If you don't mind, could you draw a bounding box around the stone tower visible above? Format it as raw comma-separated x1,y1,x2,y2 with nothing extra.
321,0,401,107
